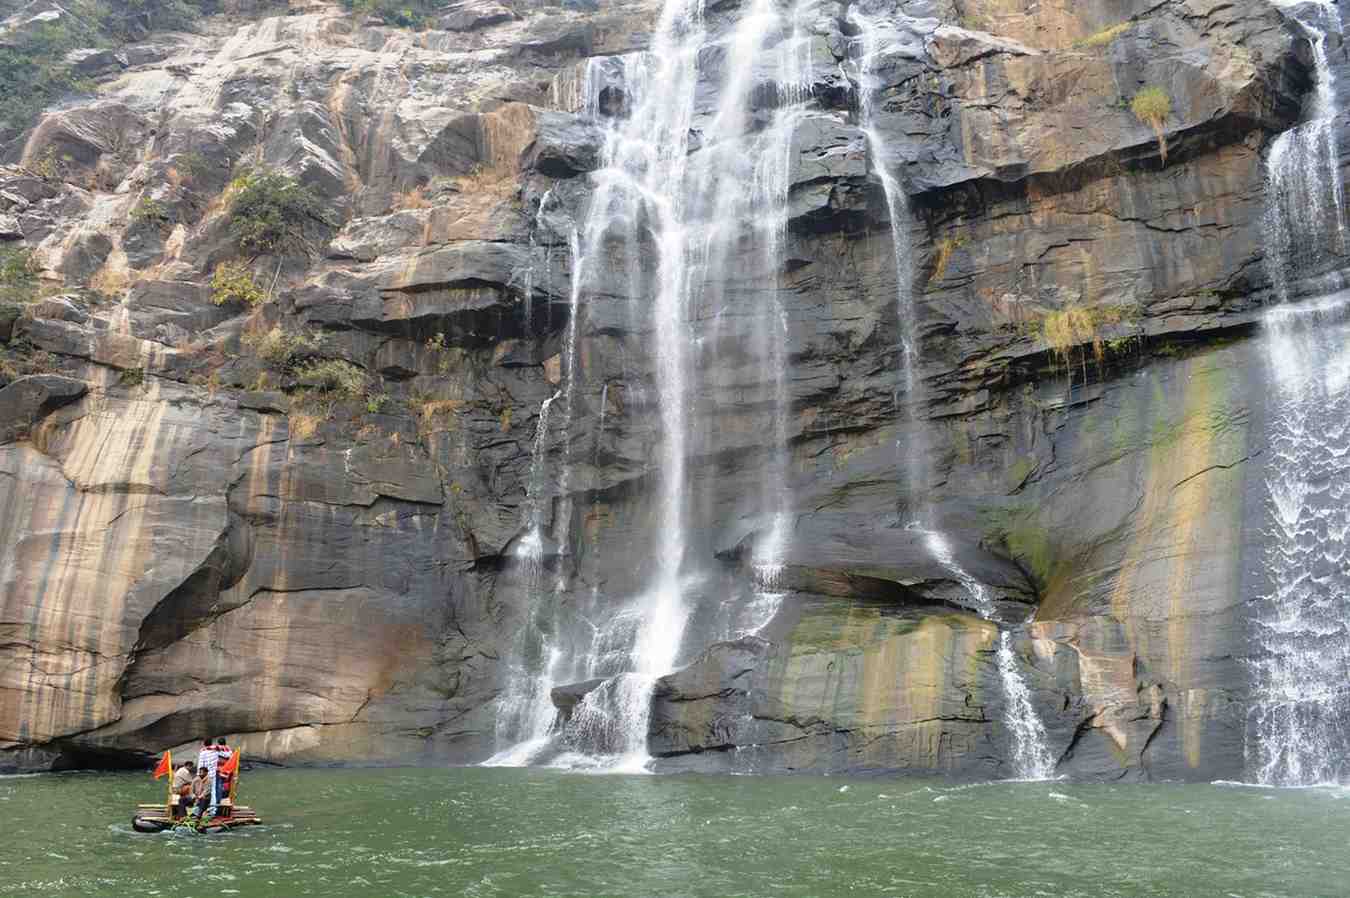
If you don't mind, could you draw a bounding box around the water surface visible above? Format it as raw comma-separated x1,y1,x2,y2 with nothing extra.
2,768,1346,897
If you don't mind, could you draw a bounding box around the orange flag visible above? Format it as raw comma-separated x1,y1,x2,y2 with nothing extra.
152,750,171,780
218,749,239,778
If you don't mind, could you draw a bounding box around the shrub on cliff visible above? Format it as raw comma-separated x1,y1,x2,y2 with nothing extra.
341,0,432,28
294,359,368,398
130,197,172,229
0,247,39,307
211,261,266,306
243,325,313,366
227,169,327,256
1131,87,1172,164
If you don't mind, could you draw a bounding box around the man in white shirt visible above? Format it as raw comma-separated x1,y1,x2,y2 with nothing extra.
196,738,218,815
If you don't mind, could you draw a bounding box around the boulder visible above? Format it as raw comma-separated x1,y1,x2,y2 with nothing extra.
0,375,87,443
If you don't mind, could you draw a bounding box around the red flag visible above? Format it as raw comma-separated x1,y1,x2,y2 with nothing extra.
218,749,239,778
152,750,171,780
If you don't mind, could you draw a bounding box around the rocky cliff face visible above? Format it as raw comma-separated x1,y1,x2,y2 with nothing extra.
0,0,1341,780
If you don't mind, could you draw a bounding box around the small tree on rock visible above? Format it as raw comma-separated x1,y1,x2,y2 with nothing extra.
227,169,327,257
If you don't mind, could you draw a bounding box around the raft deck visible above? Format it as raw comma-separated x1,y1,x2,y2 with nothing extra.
133,800,263,832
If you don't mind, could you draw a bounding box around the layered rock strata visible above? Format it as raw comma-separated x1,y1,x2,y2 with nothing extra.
0,0,1339,781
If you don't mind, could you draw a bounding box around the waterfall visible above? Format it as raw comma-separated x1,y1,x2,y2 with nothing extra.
485,227,583,767
925,531,1056,780
485,391,563,766
1246,295,1350,785
851,13,916,411
1263,1,1346,302
1243,1,1350,786
490,0,812,770
852,15,1054,779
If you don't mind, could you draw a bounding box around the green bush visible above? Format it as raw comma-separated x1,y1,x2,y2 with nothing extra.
130,197,171,226
0,247,39,306
210,261,266,306
1131,86,1172,163
341,0,432,28
227,169,326,256
242,325,313,366
294,359,368,397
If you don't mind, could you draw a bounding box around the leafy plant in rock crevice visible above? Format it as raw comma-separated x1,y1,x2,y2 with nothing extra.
241,325,317,367
340,0,433,29
1131,86,1172,165
226,169,329,257
0,247,39,308
1032,301,1140,389
293,358,369,398
130,197,172,229
210,261,266,307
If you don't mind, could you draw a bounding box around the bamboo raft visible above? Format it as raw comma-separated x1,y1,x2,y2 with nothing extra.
132,798,263,834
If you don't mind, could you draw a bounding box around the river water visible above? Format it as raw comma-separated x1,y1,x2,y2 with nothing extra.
3,768,1349,897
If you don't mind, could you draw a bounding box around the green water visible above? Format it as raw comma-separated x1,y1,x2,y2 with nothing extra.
3,768,1349,897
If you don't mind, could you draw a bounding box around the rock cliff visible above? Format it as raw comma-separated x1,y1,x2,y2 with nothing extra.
0,0,1342,781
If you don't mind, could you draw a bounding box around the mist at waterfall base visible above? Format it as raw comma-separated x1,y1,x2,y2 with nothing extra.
10,769,1350,898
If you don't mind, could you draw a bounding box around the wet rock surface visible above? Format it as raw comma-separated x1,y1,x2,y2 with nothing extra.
0,0,1341,781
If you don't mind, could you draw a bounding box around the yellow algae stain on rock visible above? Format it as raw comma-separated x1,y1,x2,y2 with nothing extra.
1105,352,1247,767
771,602,995,771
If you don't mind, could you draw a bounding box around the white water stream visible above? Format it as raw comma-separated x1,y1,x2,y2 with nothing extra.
491,0,814,769
1244,1,1350,786
1246,294,1350,785
852,12,1054,780
1264,1,1346,302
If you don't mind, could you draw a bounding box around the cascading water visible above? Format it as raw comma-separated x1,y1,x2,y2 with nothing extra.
850,12,917,415
490,0,813,770
485,222,584,767
1242,1,1350,787
484,391,562,766
1263,1,1346,302
925,531,1056,780
852,13,1054,779
1246,295,1350,785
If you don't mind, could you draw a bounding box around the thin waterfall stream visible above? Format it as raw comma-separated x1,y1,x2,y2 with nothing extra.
851,11,1055,780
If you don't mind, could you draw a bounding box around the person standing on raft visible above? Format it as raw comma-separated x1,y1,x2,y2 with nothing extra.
213,738,233,812
196,738,219,816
